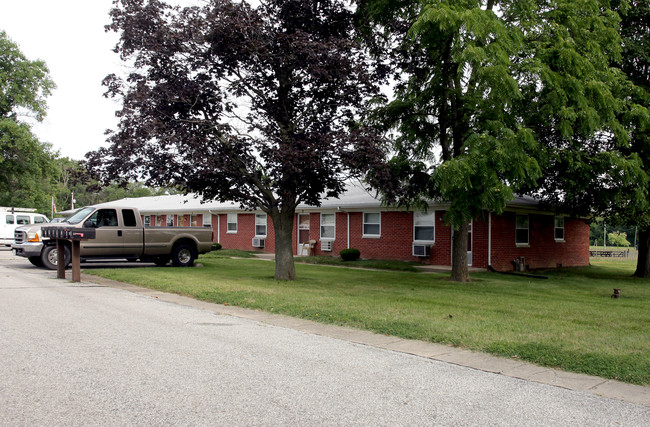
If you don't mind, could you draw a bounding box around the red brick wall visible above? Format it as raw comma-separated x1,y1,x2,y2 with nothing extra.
489,213,590,271
216,213,264,253
207,209,589,271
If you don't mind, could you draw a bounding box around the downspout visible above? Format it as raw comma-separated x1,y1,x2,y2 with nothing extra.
488,211,492,267
213,212,220,244
347,212,350,249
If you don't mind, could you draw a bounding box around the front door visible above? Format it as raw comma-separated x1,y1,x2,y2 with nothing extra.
450,221,473,266
467,221,473,266
298,214,310,255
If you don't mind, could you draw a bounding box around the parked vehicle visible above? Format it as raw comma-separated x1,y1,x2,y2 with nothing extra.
12,205,213,269
1,207,49,246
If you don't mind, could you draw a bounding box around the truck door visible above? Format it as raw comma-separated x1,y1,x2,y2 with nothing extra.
121,209,143,257
81,208,123,256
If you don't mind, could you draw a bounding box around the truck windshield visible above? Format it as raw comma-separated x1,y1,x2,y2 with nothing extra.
66,207,96,225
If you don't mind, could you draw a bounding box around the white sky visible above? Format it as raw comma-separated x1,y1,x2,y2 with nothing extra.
0,0,123,160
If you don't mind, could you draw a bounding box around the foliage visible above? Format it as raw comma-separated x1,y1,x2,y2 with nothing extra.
607,231,631,247
0,30,57,213
88,258,650,385
531,0,650,277
340,248,361,261
86,0,387,280
360,0,632,281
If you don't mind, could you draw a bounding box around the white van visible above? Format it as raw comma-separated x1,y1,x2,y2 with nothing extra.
1,208,49,246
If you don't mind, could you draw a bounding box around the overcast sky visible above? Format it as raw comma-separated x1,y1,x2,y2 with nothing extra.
0,0,124,160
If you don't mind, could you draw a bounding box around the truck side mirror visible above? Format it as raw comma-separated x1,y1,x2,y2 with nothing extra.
83,220,96,228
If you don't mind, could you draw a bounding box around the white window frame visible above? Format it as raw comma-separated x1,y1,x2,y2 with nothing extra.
413,211,435,243
320,213,336,241
516,214,530,246
144,216,151,227
166,215,175,227
227,213,238,233
255,213,267,237
203,213,212,227
362,212,381,238
554,216,565,241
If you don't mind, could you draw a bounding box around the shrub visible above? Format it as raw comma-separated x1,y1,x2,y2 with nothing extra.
340,248,360,261
211,243,223,251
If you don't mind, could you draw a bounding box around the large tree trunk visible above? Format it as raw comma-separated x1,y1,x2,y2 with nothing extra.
450,222,470,282
271,208,297,280
633,228,650,278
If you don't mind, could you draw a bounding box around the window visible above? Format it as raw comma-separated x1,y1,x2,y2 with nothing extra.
191,215,199,227
227,213,238,233
320,213,335,240
516,214,529,245
414,211,435,242
144,216,151,227
255,213,267,237
16,215,29,225
554,217,565,241
203,213,212,227
90,209,118,227
122,209,137,227
167,215,175,227
34,216,47,224
5,215,14,225
363,212,381,237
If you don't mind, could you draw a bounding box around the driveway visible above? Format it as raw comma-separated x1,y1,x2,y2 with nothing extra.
1,248,648,425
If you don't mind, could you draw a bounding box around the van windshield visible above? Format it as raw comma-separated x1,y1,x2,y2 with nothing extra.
66,207,95,225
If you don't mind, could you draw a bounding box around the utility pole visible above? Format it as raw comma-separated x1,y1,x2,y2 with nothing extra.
604,222,607,250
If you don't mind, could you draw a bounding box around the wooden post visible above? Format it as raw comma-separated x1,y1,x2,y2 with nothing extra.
71,240,81,282
56,239,65,279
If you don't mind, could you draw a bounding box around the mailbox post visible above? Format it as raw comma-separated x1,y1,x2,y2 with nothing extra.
42,226,96,282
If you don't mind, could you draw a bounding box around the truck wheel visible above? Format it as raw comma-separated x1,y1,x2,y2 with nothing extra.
28,256,44,267
41,245,71,270
171,244,195,267
153,256,170,267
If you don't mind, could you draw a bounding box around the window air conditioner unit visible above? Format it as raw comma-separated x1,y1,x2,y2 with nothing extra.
252,237,265,248
412,243,431,257
321,240,333,252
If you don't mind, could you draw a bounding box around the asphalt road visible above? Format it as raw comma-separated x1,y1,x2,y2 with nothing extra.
1,248,649,426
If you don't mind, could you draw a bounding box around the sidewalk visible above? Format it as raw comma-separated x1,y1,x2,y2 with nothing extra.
83,272,649,407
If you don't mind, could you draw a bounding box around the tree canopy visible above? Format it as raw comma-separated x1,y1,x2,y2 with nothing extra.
0,30,57,212
360,0,644,281
87,0,386,279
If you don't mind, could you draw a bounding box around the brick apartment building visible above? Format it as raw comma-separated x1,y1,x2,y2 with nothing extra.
101,183,590,271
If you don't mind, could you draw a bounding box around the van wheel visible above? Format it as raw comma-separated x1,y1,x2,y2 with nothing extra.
41,245,71,270
171,244,195,267
28,256,43,267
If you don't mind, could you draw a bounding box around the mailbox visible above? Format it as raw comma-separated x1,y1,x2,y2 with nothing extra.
42,226,96,240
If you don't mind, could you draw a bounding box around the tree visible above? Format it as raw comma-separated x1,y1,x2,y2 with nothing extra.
608,231,631,247
86,0,385,279
0,30,56,213
617,0,650,277
529,0,650,278
360,1,629,281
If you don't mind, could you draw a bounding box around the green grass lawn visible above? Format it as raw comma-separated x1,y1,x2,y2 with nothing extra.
86,252,650,385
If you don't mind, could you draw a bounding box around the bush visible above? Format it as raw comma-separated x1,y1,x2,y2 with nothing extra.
340,248,360,261
211,243,223,251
